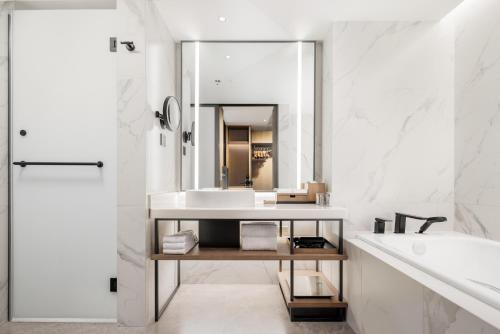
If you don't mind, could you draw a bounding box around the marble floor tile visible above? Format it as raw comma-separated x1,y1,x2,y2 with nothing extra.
0,285,354,334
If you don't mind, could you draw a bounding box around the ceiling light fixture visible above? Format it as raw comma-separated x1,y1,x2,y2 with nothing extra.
225,55,231,59
218,16,227,23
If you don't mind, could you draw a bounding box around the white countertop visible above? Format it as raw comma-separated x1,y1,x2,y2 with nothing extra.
148,192,348,220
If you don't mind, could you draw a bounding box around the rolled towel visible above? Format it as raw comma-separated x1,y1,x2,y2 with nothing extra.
241,222,277,238
241,236,277,250
163,230,197,244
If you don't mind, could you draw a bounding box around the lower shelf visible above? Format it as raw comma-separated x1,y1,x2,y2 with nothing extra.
152,237,347,261
278,270,347,322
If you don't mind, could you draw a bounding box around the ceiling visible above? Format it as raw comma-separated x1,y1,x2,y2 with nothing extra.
223,106,274,129
154,0,464,41
183,42,313,105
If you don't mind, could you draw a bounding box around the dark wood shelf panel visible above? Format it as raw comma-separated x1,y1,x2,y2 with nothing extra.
278,270,348,309
152,237,348,261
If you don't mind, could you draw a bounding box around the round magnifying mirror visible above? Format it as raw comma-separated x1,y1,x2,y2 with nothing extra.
161,96,181,131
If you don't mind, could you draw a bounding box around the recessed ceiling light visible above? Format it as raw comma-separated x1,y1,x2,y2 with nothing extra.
225,55,231,59
218,16,227,23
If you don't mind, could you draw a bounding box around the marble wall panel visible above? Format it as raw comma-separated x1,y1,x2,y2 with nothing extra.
324,21,455,231
451,0,500,242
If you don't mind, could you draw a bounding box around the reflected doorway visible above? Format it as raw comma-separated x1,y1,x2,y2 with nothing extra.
198,104,278,191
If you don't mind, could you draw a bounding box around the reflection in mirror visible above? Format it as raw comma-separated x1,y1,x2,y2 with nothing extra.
181,42,316,191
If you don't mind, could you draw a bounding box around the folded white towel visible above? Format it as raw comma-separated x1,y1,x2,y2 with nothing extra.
163,242,197,255
162,230,197,244
163,240,195,250
241,236,277,250
241,222,277,238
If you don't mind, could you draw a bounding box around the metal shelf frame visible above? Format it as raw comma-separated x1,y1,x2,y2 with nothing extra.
152,217,344,322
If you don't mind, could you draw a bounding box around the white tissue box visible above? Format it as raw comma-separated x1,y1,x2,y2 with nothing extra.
241,222,277,238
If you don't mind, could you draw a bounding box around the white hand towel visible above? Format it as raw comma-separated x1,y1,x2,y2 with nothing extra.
163,242,196,255
241,236,277,250
162,230,197,243
241,222,277,237
163,240,195,250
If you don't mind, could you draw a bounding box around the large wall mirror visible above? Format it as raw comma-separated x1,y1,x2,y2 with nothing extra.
181,41,316,191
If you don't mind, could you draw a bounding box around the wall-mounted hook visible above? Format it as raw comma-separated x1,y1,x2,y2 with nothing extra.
120,41,136,51
182,131,192,144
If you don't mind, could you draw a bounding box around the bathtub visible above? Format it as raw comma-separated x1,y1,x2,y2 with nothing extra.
354,232,500,328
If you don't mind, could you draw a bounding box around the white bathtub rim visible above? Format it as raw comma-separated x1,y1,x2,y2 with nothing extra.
348,234,500,330
358,232,500,312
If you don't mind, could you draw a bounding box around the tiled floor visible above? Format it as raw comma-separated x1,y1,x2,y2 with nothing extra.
0,285,354,334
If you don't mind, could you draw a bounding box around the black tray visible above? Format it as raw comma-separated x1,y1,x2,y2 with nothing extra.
288,237,337,249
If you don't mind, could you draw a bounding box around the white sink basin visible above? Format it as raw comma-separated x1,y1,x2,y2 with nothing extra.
185,189,255,208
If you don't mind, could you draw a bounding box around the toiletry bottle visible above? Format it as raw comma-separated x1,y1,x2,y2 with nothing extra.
373,218,391,234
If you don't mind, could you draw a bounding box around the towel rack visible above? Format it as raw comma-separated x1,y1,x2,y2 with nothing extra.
13,161,104,168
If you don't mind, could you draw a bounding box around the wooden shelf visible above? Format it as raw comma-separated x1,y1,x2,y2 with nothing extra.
278,270,347,309
152,237,348,261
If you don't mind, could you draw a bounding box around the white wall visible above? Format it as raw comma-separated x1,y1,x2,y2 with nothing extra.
450,0,500,242
0,1,12,326
116,0,148,326
323,21,455,232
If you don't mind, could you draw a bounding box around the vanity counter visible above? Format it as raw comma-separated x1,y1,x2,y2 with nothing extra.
148,192,348,220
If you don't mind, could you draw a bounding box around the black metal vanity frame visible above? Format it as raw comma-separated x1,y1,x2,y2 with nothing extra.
153,218,344,322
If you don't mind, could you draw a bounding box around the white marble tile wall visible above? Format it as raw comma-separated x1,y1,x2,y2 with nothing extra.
277,104,295,188
144,0,178,324
345,242,500,334
450,0,500,241
117,0,180,326
0,1,12,326
117,0,148,326
324,21,455,231
321,28,333,189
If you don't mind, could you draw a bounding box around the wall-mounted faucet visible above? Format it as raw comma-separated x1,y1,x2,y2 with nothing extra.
394,213,447,234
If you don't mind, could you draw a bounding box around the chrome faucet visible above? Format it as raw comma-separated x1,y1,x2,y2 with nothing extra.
394,213,447,234
221,166,228,189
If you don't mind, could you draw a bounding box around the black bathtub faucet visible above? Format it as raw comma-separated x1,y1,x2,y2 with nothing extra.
394,213,447,234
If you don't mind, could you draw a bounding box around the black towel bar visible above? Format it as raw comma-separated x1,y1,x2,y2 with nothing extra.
13,161,104,168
